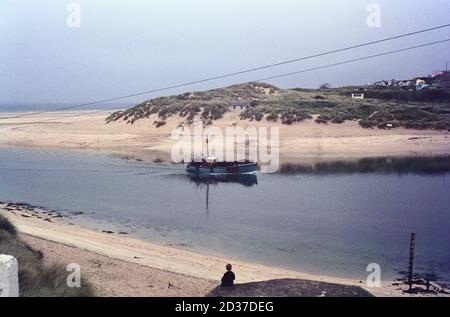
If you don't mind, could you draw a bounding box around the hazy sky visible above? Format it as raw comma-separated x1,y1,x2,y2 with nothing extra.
1,0,449,106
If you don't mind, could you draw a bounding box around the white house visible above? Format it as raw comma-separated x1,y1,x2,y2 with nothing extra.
351,93,365,100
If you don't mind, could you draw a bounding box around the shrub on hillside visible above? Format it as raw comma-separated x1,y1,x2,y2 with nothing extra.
153,120,167,128
0,214,16,235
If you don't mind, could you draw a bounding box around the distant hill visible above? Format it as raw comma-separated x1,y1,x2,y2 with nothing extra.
106,81,450,131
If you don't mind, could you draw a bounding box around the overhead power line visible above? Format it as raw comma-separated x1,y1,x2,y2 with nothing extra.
2,23,449,120
6,37,450,126
257,38,450,82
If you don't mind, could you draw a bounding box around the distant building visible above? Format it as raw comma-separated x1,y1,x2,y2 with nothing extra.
398,80,413,87
387,79,398,87
373,79,401,87
415,79,429,91
431,71,450,89
374,80,388,86
231,100,250,110
431,70,444,78
351,92,365,100
373,71,450,90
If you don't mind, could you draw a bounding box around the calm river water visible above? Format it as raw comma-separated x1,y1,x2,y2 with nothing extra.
0,147,449,282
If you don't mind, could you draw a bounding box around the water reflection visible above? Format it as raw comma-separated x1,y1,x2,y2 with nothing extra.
279,156,450,175
186,174,258,215
188,173,258,187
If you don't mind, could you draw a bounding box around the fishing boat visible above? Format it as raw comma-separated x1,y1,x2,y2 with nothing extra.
186,157,258,175
186,132,257,175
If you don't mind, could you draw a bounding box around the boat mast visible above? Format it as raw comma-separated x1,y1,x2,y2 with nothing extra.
206,183,209,212
205,131,210,158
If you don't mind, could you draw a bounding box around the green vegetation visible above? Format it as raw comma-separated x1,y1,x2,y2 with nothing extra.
106,81,450,131
106,82,278,126
356,88,450,103
0,214,94,297
359,103,450,130
0,214,16,235
153,120,167,128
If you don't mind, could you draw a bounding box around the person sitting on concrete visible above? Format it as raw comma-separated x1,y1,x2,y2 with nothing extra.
221,263,235,287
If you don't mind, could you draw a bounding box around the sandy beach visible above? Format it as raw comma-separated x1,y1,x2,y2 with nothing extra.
0,203,415,297
0,110,449,164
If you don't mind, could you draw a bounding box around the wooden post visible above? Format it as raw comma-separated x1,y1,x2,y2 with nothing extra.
407,233,416,291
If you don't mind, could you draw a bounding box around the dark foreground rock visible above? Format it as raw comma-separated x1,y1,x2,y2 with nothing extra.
207,278,373,297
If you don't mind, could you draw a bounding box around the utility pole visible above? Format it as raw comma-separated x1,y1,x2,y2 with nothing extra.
407,233,416,292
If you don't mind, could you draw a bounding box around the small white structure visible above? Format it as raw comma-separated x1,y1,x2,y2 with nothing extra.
388,79,398,86
398,80,412,87
374,80,388,86
416,79,426,86
415,79,430,91
0,255,19,297
351,93,365,100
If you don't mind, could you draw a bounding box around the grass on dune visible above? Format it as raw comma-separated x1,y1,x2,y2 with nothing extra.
106,82,450,131
0,214,94,297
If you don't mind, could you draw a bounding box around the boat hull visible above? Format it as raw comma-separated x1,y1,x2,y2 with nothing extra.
186,161,257,175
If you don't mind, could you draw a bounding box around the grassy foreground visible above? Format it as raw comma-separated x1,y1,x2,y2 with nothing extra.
0,214,93,297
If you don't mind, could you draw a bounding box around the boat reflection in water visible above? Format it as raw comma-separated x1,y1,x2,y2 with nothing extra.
187,173,258,214
188,173,258,187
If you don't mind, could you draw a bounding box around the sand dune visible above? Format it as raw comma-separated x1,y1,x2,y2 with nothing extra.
0,110,449,164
